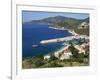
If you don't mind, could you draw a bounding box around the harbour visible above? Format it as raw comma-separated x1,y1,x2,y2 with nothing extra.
22,24,72,57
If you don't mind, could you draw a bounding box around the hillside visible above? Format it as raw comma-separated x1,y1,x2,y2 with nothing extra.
29,16,80,24
26,16,89,36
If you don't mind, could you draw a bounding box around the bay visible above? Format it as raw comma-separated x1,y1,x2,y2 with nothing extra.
22,23,72,57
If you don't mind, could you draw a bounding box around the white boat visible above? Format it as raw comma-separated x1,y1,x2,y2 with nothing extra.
32,45,38,48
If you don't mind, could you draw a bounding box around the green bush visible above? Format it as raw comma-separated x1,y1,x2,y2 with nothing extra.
34,58,45,67
35,53,44,59
68,44,79,58
49,54,58,61
76,53,84,63
48,62,63,67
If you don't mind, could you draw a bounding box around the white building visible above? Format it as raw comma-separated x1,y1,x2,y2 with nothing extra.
54,45,72,60
74,45,86,54
54,45,70,58
44,55,50,60
54,52,60,58
60,51,72,60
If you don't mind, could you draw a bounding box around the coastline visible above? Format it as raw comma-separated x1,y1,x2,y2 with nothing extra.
49,26,65,31
22,25,89,68
49,26,79,36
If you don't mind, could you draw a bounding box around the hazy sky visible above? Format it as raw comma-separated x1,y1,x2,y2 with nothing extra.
22,10,89,22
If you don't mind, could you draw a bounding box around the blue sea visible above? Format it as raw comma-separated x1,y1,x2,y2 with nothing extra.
22,23,72,57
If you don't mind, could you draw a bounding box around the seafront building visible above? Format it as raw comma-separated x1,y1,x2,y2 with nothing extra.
42,27,89,61
43,37,89,61
44,55,51,60
54,45,72,60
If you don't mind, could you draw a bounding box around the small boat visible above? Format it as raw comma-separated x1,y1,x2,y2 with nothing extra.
32,45,38,48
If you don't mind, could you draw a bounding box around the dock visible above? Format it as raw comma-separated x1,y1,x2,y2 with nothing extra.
40,35,89,44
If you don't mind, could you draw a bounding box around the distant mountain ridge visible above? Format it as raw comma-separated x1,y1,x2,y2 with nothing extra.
26,16,89,24
23,16,89,36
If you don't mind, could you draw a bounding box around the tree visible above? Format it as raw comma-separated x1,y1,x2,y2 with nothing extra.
48,62,63,67
34,58,45,67
22,59,33,68
68,44,79,58
33,53,45,67
49,54,58,61
77,53,84,63
84,45,89,58
36,53,44,59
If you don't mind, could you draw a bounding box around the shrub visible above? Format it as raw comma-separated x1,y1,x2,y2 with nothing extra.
49,54,58,61
77,53,84,63
48,62,63,67
68,44,79,58
35,53,44,59
34,58,45,67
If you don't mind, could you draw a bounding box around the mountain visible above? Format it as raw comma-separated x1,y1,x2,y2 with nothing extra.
28,16,80,24
24,16,89,36
83,17,89,23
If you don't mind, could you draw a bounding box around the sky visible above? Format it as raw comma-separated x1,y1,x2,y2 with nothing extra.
22,10,89,22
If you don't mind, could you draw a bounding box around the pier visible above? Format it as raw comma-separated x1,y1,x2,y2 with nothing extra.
40,35,89,44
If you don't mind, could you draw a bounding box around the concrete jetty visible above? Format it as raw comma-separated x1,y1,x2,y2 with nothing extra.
40,35,89,44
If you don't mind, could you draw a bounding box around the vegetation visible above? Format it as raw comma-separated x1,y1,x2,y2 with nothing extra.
22,44,89,69
55,20,89,36
52,17,89,36
49,54,58,61
48,61,64,67
68,44,79,58
74,27,89,36
56,19,81,29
